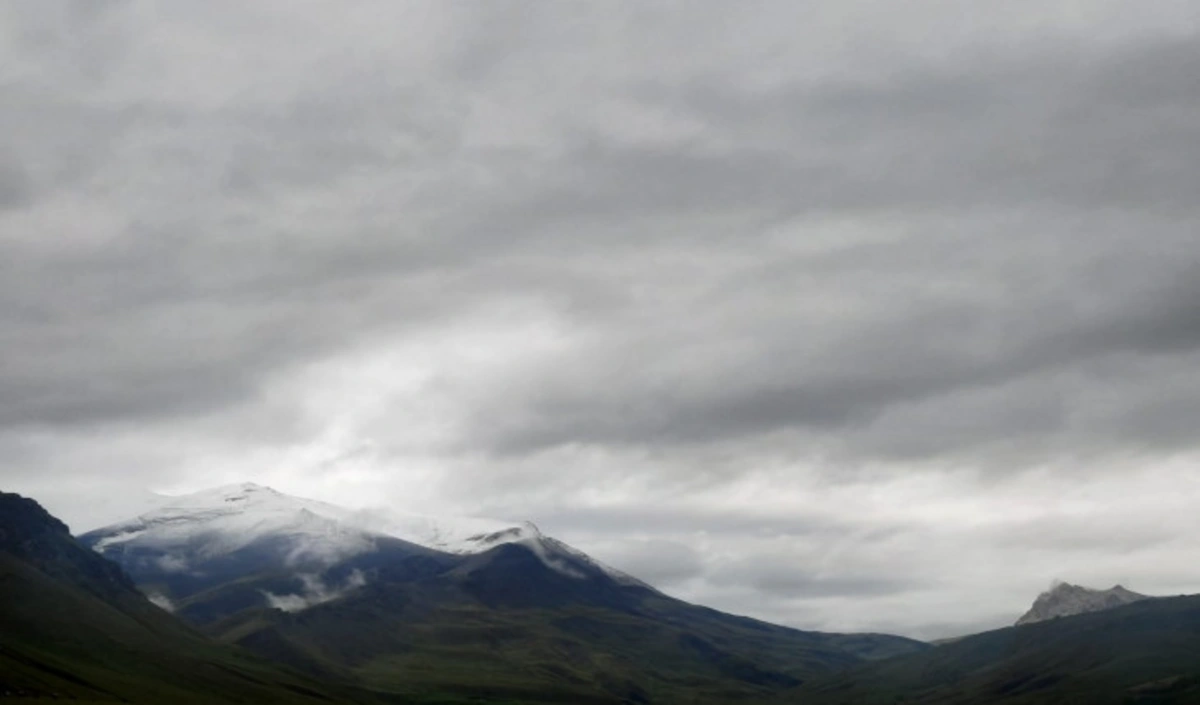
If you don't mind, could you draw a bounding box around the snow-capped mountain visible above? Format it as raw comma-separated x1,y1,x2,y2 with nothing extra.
44,485,931,702
1015,582,1151,625
88,483,378,569
79,482,647,614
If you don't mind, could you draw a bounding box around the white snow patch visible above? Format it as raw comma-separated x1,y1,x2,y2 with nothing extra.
87,483,377,569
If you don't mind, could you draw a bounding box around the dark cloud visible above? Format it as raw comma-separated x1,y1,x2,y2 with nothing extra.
2,0,1200,638
3,11,1198,462
649,37,1200,214
462,223,1199,463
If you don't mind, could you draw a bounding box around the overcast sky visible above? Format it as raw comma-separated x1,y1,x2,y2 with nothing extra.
4,1,1200,640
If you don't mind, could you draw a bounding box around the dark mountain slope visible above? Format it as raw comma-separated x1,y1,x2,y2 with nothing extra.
0,491,363,704
74,484,927,703
207,540,927,704
0,489,136,601
786,593,1200,704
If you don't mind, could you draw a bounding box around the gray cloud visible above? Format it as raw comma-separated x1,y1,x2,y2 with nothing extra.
3,0,1200,638
719,569,919,600
4,10,1198,459
588,539,706,588
500,37,1200,227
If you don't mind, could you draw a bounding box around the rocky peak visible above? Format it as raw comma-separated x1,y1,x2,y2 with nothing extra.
1016,582,1150,625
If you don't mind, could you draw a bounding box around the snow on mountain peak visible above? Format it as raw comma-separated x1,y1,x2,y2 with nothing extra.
89,483,377,569
82,484,645,587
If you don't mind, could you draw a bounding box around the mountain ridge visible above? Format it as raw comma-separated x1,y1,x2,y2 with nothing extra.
0,490,371,704
13,483,1190,704
787,591,1200,704
77,482,928,703
82,481,649,589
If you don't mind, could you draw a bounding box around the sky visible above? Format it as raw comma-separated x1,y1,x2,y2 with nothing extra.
3,1,1200,640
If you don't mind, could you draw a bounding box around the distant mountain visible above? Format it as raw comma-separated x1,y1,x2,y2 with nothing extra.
1016,582,1151,625
0,490,363,704
79,483,928,703
786,593,1200,704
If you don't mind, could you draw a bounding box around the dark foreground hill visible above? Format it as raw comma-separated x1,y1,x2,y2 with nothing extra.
785,592,1200,704
0,490,364,704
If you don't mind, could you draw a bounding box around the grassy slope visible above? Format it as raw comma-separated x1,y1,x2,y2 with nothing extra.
0,552,364,704
0,490,378,704
785,594,1200,705
206,566,926,705
70,498,925,704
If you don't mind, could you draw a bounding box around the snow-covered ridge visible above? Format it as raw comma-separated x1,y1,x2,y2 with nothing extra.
1015,582,1151,625
84,482,645,586
88,483,377,566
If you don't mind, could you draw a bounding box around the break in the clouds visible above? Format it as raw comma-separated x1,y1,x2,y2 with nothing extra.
3,1,1200,638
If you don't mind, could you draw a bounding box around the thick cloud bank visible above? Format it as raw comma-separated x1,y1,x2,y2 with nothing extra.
3,1,1199,638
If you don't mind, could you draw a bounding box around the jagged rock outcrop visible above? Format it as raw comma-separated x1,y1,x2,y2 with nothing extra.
1016,582,1150,625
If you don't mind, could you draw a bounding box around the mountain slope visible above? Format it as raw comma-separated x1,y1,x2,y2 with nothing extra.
1015,581,1150,625
79,483,928,703
0,490,363,704
226,537,928,700
786,593,1200,704
205,542,926,703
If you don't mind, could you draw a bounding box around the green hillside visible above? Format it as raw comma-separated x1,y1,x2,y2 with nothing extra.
199,543,926,704
1,489,926,704
786,594,1200,704
0,491,363,704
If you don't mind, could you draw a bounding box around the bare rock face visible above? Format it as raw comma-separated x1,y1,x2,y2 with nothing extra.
1016,582,1150,625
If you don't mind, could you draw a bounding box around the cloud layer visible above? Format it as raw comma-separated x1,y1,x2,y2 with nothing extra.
3,1,1200,638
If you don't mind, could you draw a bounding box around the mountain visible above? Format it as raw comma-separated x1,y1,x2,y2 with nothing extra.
78,483,649,623
0,490,366,704
1015,581,1151,625
785,592,1200,704
79,483,928,703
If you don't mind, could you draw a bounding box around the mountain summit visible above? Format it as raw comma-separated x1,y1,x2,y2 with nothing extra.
76,483,926,702
1016,582,1151,625
81,482,646,602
